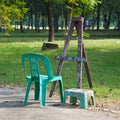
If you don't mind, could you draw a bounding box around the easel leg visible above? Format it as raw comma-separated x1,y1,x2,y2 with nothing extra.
82,43,93,88
49,21,75,97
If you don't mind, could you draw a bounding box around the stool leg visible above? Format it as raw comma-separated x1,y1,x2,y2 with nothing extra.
63,92,67,105
79,93,88,108
91,92,95,106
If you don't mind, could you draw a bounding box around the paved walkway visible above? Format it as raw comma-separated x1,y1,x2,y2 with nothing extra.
0,86,119,120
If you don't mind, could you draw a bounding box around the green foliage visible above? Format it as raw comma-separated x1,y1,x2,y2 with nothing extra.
67,0,98,17
102,0,120,14
0,0,28,31
45,0,99,17
112,0,120,14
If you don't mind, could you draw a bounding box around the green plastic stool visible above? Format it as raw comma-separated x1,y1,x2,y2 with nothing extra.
63,88,95,108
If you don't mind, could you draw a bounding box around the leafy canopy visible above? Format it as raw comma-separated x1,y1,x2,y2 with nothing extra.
67,0,99,17
0,0,28,31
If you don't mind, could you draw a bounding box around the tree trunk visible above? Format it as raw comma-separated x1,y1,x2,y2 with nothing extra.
34,0,40,32
31,14,34,30
97,3,101,31
54,15,58,33
20,21,24,32
42,17,45,30
46,1,54,42
65,16,68,31
108,10,112,29
117,14,120,30
35,12,40,32
103,13,107,29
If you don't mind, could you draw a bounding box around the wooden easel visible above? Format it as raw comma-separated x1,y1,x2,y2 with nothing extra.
49,17,93,97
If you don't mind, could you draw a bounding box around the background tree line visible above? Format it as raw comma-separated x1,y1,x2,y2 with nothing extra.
0,0,120,41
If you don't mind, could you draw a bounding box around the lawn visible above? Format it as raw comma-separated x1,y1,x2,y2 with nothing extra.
0,36,120,108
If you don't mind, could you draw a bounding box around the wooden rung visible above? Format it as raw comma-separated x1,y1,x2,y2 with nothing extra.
55,56,86,62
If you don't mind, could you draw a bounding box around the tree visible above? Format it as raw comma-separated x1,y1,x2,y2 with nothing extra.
53,3,61,32
62,0,98,31
53,1,67,32
67,0,98,17
96,1,101,30
45,0,54,41
112,0,120,30
0,0,28,32
101,0,113,29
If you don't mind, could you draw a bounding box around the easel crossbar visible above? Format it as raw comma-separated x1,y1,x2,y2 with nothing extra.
55,56,86,62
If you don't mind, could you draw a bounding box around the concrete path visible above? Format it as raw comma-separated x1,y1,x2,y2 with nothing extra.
0,86,119,120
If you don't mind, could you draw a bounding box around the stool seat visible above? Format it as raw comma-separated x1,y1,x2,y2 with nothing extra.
63,88,95,108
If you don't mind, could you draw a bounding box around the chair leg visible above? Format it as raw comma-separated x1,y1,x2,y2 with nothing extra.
24,81,31,106
34,82,39,100
58,80,64,103
40,83,46,107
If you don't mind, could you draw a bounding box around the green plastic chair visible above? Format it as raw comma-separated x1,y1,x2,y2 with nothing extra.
22,53,64,107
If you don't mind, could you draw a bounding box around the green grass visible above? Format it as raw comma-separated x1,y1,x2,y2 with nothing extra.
0,37,120,106
0,29,120,39
84,30,120,39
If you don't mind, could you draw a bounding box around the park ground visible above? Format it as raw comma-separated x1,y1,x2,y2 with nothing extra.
0,30,120,120
0,85,120,120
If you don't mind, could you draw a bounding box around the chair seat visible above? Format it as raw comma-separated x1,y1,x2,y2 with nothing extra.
26,75,48,81
26,75,62,82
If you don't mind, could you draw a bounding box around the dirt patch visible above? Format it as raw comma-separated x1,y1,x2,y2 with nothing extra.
0,86,119,120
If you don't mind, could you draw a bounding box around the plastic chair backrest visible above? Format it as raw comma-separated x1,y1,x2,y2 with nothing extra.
22,53,53,80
